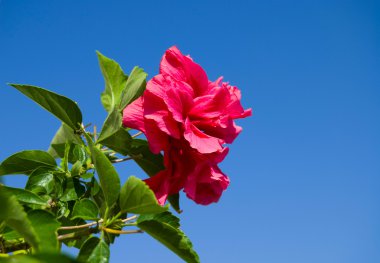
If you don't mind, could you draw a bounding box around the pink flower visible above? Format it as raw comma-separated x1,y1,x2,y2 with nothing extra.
123,46,251,205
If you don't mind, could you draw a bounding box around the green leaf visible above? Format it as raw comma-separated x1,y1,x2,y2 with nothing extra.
27,210,61,252
119,176,167,214
70,161,83,177
139,211,180,228
48,123,83,158
97,107,123,144
137,212,200,263
0,150,56,176
97,51,128,112
9,84,83,130
71,199,99,220
77,237,110,263
127,139,165,176
0,186,39,250
60,178,85,202
118,66,147,109
167,193,181,213
96,106,132,155
98,128,132,156
0,253,79,263
58,217,87,249
86,134,120,208
26,169,55,194
3,186,47,206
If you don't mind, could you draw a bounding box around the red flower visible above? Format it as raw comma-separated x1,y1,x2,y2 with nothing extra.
123,46,251,205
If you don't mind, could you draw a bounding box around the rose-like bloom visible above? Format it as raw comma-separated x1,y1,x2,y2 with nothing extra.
123,46,251,205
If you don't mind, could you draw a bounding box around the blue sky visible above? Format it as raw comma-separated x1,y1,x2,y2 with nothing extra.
0,0,379,262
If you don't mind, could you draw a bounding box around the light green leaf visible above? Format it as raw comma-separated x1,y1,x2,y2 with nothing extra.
0,186,39,250
71,160,83,177
0,150,56,176
97,51,128,112
77,237,110,263
9,84,83,130
27,210,61,252
119,176,167,214
86,133,120,208
26,169,55,194
137,212,200,263
3,186,47,206
71,199,99,220
118,66,147,109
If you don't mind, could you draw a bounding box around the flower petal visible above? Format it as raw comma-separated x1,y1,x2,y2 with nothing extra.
144,170,170,205
184,163,230,205
184,118,223,154
122,97,145,132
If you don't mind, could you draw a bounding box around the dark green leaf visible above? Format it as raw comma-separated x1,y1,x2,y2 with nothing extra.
27,210,61,252
86,135,120,208
26,169,55,194
97,107,122,144
9,84,83,130
139,211,180,228
3,186,47,206
0,150,56,176
118,66,147,109
60,178,85,201
77,237,110,263
71,199,99,220
0,186,39,250
48,124,83,158
0,253,78,263
98,127,132,156
119,176,167,214
90,178,106,217
97,51,128,113
61,142,71,172
167,193,181,213
137,212,200,263
127,139,165,176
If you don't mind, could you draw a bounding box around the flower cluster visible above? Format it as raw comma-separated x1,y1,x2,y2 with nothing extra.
123,47,251,205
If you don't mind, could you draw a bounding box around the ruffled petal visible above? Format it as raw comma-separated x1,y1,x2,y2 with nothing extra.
164,80,194,123
122,97,145,132
160,46,208,96
144,89,181,139
184,163,230,205
184,118,223,154
144,170,170,205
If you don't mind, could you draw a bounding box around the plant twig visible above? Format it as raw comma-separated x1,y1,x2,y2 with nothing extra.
122,215,137,223
111,154,142,163
93,125,97,141
112,157,134,163
58,228,98,241
102,227,142,235
59,219,103,230
131,131,143,138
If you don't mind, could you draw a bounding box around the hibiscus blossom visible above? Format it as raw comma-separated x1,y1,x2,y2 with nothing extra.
123,46,251,205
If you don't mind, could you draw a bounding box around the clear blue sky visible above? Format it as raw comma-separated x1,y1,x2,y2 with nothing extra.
1,1,379,262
